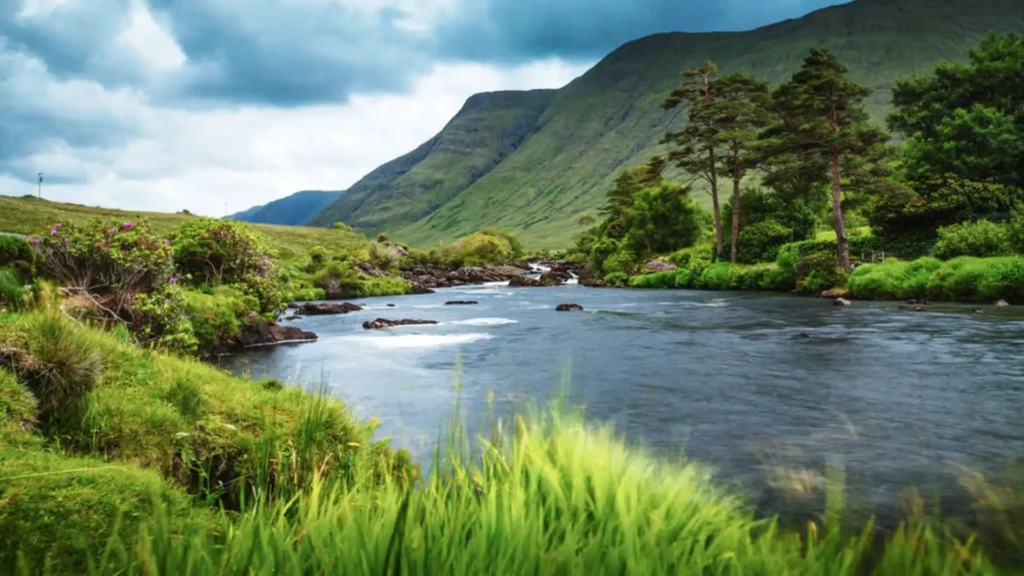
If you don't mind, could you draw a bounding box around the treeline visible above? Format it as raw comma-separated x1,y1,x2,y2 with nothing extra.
575,33,1024,299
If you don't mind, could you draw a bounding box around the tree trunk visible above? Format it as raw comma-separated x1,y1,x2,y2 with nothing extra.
730,168,741,264
831,152,851,273
709,148,723,258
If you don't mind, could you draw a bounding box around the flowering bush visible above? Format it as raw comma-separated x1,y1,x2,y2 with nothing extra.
34,219,174,315
131,287,198,354
170,219,275,286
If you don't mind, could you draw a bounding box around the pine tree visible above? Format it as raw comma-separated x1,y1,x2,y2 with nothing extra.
762,49,888,272
711,74,772,263
662,61,725,256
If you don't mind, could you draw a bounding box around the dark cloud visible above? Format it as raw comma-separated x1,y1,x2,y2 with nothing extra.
436,0,847,63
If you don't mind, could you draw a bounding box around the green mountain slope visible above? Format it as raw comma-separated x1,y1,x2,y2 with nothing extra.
315,0,1024,249
308,90,555,231
228,190,343,226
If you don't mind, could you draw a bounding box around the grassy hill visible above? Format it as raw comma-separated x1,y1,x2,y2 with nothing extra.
227,190,344,226
0,195,367,263
309,90,555,232
311,0,1024,249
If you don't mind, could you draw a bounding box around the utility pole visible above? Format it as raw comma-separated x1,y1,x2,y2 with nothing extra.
37,173,43,198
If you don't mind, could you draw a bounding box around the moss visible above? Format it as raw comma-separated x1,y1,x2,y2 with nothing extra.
0,445,203,573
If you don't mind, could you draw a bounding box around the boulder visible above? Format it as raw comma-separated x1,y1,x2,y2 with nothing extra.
996,299,1010,307
361,318,439,330
240,323,318,347
509,276,545,287
644,260,677,273
445,300,478,306
410,283,436,294
539,270,570,285
833,298,852,307
386,303,396,307
286,302,300,309
297,302,363,316
555,303,584,312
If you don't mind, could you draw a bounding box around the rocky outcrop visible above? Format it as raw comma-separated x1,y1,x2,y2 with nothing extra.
644,260,677,273
445,300,478,306
403,264,530,289
240,323,318,348
297,302,363,315
555,303,584,312
509,276,545,287
361,318,439,330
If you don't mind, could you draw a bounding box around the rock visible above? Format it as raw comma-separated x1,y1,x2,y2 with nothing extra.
361,318,439,330
240,323,318,348
971,308,983,314
297,302,363,316
445,300,478,306
996,299,1010,307
555,303,584,312
386,303,396,307
282,314,303,321
539,270,570,285
509,276,545,287
913,305,927,312
410,284,435,294
286,302,300,309
833,297,852,307
821,288,849,299
644,260,677,273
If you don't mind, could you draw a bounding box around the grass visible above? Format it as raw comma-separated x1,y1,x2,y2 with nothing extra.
0,196,369,264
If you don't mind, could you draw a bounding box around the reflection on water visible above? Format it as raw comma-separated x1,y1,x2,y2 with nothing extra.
224,285,1024,519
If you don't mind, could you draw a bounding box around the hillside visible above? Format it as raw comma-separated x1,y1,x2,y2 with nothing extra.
311,0,1024,249
308,90,555,232
0,195,367,263
228,190,344,225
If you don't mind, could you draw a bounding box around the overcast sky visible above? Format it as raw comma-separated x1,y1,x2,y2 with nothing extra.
2,0,844,216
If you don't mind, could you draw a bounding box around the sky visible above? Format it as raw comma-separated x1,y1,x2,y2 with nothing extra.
1,0,845,217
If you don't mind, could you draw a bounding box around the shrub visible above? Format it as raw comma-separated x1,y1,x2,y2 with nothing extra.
699,263,748,291
798,252,846,294
1,313,103,414
368,242,401,271
357,276,411,298
602,250,640,276
1010,209,1024,253
332,222,353,232
444,231,521,268
604,272,629,287
131,287,199,354
0,268,30,311
307,246,328,271
33,219,174,315
0,368,37,432
927,256,1024,302
170,218,275,286
0,235,34,277
628,271,675,289
315,262,364,299
847,258,943,301
479,228,525,260
259,377,284,391
183,287,260,351
737,219,793,264
933,220,1012,260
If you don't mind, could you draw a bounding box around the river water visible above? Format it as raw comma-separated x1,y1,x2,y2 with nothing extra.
225,284,1024,518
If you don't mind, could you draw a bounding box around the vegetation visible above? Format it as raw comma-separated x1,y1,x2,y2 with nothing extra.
310,0,1024,249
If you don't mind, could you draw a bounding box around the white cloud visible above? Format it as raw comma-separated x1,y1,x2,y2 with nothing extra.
1,55,590,218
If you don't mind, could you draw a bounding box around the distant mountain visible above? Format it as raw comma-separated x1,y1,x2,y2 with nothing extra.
308,0,1024,249
228,190,344,226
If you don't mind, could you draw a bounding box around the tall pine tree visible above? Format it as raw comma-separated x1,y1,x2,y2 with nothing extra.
711,74,772,263
763,49,888,272
662,61,725,256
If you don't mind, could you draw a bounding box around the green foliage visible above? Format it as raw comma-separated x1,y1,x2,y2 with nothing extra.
130,287,199,354
307,246,328,271
927,256,1024,302
933,220,1013,259
799,251,847,294
1009,209,1024,252
847,258,944,301
368,242,401,271
737,219,793,264
0,235,34,277
170,218,275,286
0,268,30,311
314,261,364,299
0,368,36,432
628,270,676,289
183,287,261,352
603,272,629,287
357,276,412,298
443,230,522,268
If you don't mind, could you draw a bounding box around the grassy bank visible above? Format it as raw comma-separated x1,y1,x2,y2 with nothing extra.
2,310,1023,573
848,256,1024,303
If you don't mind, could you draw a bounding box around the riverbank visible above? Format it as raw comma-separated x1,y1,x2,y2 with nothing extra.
3,309,1022,573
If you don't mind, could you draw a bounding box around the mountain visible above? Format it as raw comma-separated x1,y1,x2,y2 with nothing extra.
311,0,1024,249
309,90,555,232
229,190,344,226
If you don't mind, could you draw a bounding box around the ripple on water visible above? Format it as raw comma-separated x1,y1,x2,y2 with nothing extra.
451,318,519,326
341,333,493,349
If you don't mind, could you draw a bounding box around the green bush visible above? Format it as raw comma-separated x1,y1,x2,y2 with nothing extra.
798,252,847,294
628,271,675,289
357,276,411,298
933,220,1012,259
183,287,261,351
0,235,34,277
444,230,522,268
0,268,30,311
0,369,36,432
927,256,1024,303
1009,209,1024,253
737,219,793,264
170,219,275,286
699,263,748,291
368,242,402,271
847,258,943,301
315,261,364,299
604,272,629,287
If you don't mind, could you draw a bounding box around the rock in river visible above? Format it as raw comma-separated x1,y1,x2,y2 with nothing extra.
996,299,1010,307
555,303,584,312
833,298,852,307
240,323,318,348
297,302,363,315
362,318,439,330
445,300,478,306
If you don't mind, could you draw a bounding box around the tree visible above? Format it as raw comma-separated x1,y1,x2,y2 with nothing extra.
762,48,888,272
663,61,725,256
889,33,1024,189
711,74,772,262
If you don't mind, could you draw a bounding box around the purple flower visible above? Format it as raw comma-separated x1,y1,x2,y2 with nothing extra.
164,239,171,246
164,299,170,305
49,229,57,236
123,222,134,230
54,223,62,229
28,236,38,244
169,276,177,285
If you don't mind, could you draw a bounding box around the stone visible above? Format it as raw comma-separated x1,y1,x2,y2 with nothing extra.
410,284,435,294
240,323,318,348
361,318,439,330
445,300,479,306
296,302,363,316
509,276,545,287
386,303,396,307
644,260,677,273
996,299,1010,307
555,303,584,312
833,297,852,307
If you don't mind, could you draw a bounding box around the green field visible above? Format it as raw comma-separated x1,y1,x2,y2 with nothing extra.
309,0,1024,249
0,195,368,263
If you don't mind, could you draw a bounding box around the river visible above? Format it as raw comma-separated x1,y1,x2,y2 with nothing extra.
224,284,1024,520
